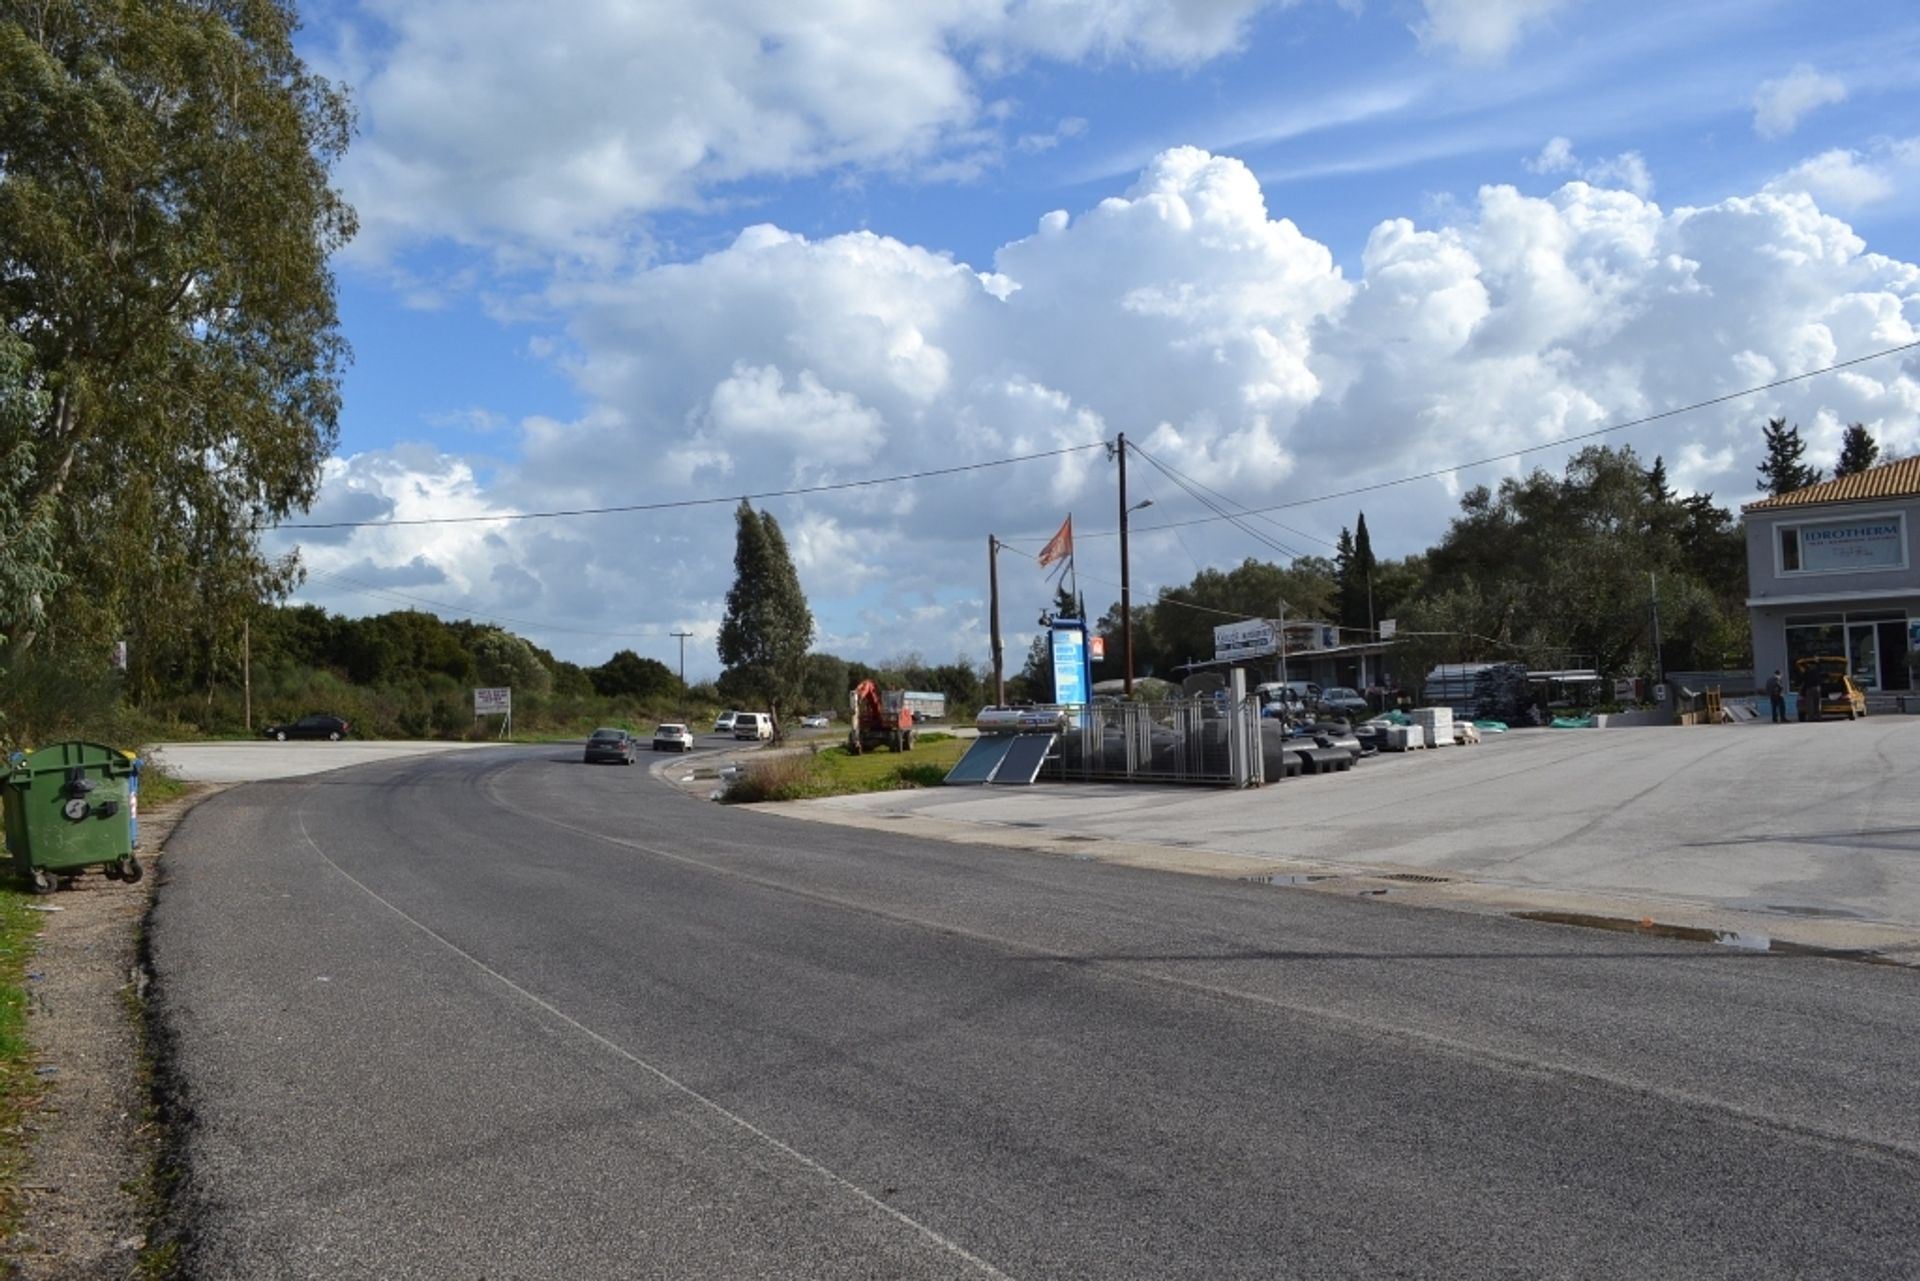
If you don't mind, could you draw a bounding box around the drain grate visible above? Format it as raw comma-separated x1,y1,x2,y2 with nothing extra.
1384,873,1451,884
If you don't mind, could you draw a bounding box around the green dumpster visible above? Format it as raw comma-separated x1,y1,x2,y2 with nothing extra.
2,742,142,894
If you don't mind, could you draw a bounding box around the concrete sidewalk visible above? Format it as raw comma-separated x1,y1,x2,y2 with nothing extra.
765,717,1920,964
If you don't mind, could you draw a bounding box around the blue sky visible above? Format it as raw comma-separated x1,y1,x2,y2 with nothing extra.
279,0,1920,676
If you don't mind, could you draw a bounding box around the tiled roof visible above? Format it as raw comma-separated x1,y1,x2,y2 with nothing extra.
1743,454,1920,512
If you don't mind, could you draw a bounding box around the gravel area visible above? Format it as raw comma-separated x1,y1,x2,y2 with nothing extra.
6,785,218,1279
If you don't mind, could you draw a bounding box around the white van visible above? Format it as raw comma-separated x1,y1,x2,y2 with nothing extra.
732,711,774,741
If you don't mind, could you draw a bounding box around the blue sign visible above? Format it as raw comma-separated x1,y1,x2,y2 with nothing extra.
1051,621,1090,706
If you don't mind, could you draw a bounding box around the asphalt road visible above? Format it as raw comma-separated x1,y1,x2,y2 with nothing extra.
150,745,1920,1279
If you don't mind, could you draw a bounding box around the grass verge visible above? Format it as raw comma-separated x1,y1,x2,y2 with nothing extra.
0,887,47,1244
721,737,969,803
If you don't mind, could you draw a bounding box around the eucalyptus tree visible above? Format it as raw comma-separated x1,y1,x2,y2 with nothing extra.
0,0,355,688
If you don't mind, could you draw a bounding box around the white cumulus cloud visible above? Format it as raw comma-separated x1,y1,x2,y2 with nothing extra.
325,0,1281,260
1753,65,1847,140
285,150,1920,669
1523,137,1652,196
1414,0,1571,62
1766,148,1896,210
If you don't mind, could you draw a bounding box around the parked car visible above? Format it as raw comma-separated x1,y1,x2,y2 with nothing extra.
800,714,831,728
1316,687,1370,719
713,711,739,734
1255,681,1319,718
261,714,350,742
732,711,775,741
652,722,695,752
1794,658,1868,721
583,728,638,765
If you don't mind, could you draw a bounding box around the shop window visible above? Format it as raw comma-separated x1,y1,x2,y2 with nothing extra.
1785,623,1843,671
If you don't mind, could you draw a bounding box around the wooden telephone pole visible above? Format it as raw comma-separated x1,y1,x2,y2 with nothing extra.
988,535,1005,706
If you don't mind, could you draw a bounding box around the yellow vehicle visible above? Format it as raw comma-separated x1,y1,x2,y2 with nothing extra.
1793,656,1868,721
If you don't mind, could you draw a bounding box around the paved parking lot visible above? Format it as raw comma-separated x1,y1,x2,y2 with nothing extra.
149,739,504,783
776,717,1920,957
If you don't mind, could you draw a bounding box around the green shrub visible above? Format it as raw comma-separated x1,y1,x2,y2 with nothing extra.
719,754,814,803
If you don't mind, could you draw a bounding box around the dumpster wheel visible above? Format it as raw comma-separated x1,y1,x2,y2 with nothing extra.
116,855,143,883
28,867,57,895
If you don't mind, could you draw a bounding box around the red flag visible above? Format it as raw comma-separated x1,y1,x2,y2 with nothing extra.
1037,515,1073,569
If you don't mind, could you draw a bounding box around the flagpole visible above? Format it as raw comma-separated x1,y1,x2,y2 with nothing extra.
1067,513,1077,616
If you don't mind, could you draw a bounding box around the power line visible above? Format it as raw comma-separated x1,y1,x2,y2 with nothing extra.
1128,443,1340,552
272,441,1108,531
1127,443,1317,561
1014,339,1920,544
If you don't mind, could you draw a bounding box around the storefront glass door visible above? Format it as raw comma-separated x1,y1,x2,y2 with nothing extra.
1848,624,1879,690
1879,620,1913,691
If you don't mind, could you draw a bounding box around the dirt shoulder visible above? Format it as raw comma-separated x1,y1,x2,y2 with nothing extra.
5,784,221,1280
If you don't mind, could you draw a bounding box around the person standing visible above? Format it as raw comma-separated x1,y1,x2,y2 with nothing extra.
1766,670,1786,723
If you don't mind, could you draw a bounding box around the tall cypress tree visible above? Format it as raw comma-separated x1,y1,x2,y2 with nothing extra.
1336,517,1376,636
1646,455,1672,504
1834,423,1880,477
1757,418,1822,496
717,501,815,733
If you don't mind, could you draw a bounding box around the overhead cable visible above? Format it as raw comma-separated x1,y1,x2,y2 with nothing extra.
272,441,1108,531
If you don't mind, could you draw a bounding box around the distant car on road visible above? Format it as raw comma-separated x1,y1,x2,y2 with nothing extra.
800,714,830,728
1316,687,1370,719
712,711,739,734
261,714,350,742
652,723,694,752
583,728,638,765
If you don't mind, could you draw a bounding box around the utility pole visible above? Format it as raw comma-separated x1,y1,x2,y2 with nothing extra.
242,615,252,733
1277,598,1289,688
671,629,693,719
670,630,693,687
988,535,1005,706
1117,433,1134,697
1648,572,1663,690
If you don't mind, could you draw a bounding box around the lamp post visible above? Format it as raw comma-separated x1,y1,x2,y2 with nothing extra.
1116,433,1152,697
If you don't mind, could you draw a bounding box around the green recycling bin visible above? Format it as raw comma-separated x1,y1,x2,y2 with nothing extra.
2,742,142,894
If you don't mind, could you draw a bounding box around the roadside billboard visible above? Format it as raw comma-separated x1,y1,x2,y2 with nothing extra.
474,687,512,716
1213,619,1274,662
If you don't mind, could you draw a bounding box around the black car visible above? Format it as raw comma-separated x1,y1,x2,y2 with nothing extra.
261,714,350,742
584,728,638,765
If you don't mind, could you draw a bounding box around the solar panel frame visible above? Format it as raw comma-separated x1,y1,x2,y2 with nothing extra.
990,733,1055,784
943,735,1016,784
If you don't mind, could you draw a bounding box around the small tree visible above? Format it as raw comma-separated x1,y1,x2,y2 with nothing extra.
717,502,815,734
1834,423,1881,478
1757,418,1822,496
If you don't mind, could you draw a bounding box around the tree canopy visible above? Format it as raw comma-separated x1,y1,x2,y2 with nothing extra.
1756,418,1822,496
0,0,354,679
1835,423,1881,478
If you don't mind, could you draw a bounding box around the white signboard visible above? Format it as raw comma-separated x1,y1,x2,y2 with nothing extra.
1794,516,1905,572
1378,618,1397,640
1213,619,1275,662
474,687,512,716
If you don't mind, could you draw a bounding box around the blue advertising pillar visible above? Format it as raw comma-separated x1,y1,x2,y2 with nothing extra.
1050,618,1091,706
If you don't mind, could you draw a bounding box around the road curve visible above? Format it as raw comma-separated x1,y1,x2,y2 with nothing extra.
149,746,1920,1279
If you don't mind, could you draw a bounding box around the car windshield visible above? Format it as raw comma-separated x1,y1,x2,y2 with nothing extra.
590,729,624,740
1326,688,1359,699
657,724,686,734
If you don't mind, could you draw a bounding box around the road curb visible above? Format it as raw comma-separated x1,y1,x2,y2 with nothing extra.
754,797,1920,968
